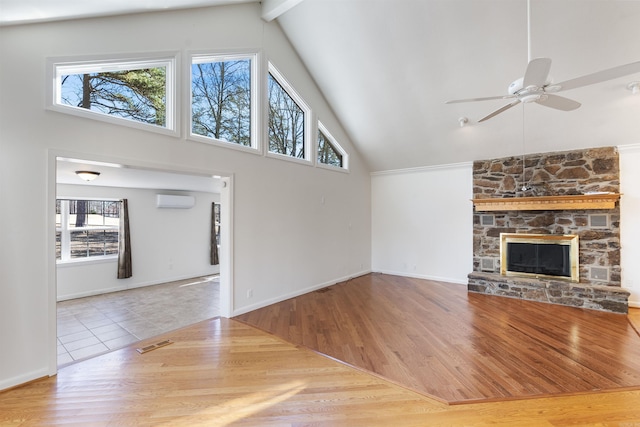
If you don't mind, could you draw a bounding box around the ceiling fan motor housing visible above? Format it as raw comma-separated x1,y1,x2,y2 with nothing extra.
508,77,525,95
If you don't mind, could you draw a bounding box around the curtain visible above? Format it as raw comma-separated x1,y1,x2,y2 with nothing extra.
210,202,219,265
117,199,133,279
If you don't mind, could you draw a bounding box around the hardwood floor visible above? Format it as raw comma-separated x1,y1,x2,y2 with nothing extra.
629,306,640,333
235,273,640,404
3,316,640,426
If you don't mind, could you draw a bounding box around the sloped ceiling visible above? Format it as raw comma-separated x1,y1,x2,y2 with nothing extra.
2,0,639,173
277,0,640,171
0,0,256,25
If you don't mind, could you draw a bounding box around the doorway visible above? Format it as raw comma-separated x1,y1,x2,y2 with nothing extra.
51,154,233,369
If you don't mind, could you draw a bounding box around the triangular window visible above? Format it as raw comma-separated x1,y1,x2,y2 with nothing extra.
317,122,348,170
267,64,310,161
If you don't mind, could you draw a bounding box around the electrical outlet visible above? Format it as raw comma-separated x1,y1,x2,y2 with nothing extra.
247,289,253,299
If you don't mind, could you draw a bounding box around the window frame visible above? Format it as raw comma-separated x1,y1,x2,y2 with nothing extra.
56,198,120,264
188,51,260,154
266,62,312,165
47,53,179,137
317,121,349,172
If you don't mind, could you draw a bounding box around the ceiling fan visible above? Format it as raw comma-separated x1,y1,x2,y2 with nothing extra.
445,0,640,123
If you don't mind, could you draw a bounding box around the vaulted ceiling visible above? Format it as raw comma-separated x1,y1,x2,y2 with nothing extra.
278,0,640,171
2,0,640,172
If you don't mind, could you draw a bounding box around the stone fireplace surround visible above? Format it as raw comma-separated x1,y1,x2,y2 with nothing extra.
468,146,629,314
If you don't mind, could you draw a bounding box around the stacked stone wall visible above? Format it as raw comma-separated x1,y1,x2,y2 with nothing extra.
470,146,626,313
468,272,628,313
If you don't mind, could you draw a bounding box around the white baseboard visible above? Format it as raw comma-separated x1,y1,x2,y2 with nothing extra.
232,270,371,317
0,368,50,393
373,269,468,285
57,270,219,301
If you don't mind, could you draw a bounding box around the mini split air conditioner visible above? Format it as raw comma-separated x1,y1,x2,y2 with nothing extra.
156,194,195,209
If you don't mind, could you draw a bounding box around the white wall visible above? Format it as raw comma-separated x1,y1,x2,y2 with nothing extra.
0,3,371,390
620,144,640,307
56,184,220,300
371,163,473,284
372,149,640,308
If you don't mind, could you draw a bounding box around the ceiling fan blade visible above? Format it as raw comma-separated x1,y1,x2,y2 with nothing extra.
445,95,515,104
478,100,521,122
554,60,640,92
536,94,581,111
523,57,552,88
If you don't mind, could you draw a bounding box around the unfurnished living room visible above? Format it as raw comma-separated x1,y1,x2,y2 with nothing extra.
1,0,640,425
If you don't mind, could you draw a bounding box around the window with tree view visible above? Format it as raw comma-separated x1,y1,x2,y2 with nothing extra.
56,200,120,262
55,59,173,129
317,125,344,168
268,69,307,159
191,56,253,146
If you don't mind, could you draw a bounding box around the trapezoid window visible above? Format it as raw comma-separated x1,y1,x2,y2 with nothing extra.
51,56,176,133
317,121,348,170
267,64,310,161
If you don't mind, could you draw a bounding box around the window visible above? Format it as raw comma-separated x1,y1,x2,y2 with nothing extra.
56,200,120,262
50,56,176,133
267,64,310,161
191,54,256,148
317,121,348,169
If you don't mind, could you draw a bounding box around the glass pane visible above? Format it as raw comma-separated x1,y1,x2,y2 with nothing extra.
86,201,105,226
192,59,251,146
317,130,343,167
214,203,221,243
70,230,89,258
60,67,167,127
268,73,305,158
104,230,119,255
69,200,88,229
55,200,61,228
56,231,61,260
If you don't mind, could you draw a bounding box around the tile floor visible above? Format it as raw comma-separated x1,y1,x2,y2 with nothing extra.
57,275,219,367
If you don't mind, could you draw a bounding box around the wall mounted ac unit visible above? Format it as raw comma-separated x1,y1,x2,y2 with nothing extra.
156,194,195,209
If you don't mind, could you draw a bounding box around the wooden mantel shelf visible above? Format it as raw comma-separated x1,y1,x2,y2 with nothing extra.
472,193,620,212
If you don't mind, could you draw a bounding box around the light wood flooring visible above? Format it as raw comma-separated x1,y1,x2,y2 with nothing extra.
3,273,640,425
3,316,640,425
236,273,640,404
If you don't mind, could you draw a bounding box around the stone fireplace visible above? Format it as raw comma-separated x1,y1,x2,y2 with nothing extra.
467,146,629,313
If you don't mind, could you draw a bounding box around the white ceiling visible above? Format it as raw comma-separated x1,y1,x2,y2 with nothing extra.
57,158,223,193
278,0,640,171
3,0,640,173
0,0,256,25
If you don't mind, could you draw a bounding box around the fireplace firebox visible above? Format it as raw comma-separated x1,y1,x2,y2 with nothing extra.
500,233,579,282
